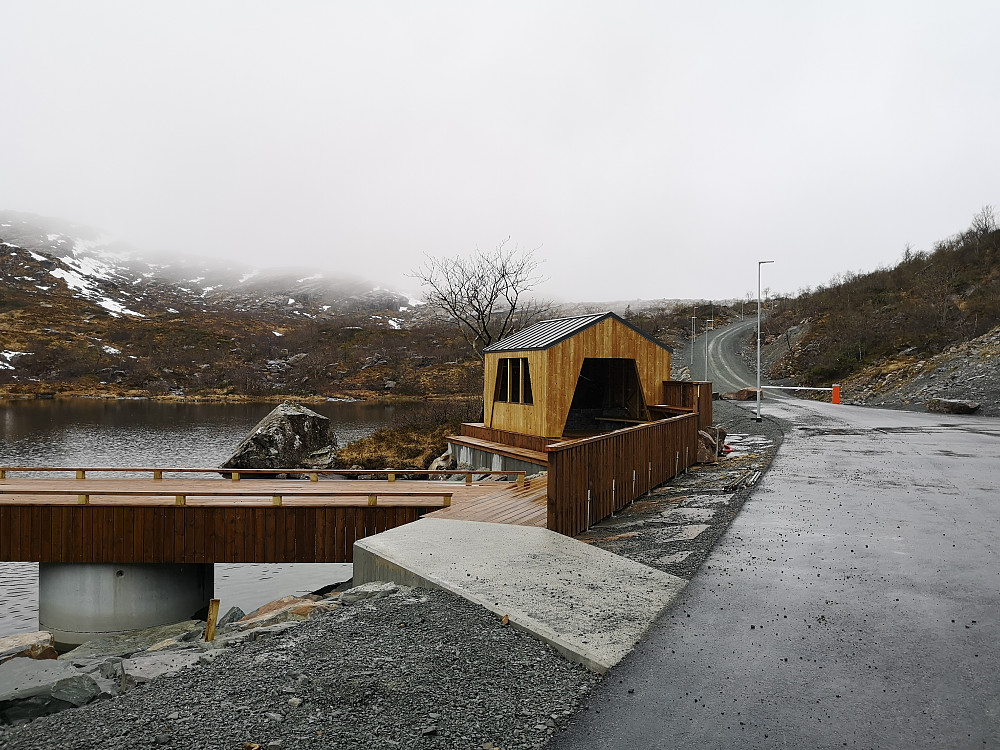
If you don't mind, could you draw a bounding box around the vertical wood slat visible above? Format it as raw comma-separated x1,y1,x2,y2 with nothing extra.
546,414,699,536
0,499,451,565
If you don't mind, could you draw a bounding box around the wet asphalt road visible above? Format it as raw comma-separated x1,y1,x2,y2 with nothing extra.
553,397,1000,749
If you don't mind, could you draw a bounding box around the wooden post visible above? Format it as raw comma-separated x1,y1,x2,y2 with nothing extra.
387,473,396,483
443,493,452,507
231,472,240,482
175,495,186,506
272,495,282,506
310,473,319,482
204,598,220,642
367,494,377,506
77,494,89,505
0,469,6,480
153,470,163,481
516,472,525,487
76,470,86,480
465,473,472,485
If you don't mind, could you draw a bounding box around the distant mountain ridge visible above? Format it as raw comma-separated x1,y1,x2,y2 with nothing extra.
0,210,412,319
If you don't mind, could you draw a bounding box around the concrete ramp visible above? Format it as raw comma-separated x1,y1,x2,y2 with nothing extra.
353,518,686,673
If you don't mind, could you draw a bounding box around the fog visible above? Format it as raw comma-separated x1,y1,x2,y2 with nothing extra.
3,2,999,303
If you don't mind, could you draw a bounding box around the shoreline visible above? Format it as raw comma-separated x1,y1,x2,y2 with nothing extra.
0,389,479,406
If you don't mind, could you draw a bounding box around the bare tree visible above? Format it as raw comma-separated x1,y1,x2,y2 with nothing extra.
411,240,551,359
970,205,997,238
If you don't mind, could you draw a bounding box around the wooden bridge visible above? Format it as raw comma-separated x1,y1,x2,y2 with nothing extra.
0,467,547,564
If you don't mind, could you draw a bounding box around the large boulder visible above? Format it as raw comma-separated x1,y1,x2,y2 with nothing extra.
0,632,57,665
0,658,100,725
926,398,981,415
720,388,759,401
58,620,204,662
236,595,339,630
696,429,717,464
220,401,337,474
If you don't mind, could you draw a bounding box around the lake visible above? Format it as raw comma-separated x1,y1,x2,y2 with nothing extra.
0,398,422,638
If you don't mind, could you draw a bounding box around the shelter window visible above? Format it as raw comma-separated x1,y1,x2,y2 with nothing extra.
494,357,533,405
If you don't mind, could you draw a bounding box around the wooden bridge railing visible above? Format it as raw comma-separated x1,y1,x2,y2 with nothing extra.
0,467,526,486
545,414,699,536
0,487,454,508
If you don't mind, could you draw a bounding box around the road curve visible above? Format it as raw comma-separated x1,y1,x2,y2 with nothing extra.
553,398,1000,749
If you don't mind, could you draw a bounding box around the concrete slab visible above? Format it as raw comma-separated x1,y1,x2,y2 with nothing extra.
353,519,686,673
656,551,693,565
659,507,716,524
679,495,731,508
648,524,711,541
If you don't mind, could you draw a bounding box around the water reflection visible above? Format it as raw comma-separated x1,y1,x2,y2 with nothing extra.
0,398,417,637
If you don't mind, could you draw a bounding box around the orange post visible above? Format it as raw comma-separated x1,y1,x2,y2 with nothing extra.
832,385,841,404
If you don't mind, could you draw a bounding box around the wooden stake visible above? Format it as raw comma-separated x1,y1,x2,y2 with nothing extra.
205,598,220,642
272,495,282,506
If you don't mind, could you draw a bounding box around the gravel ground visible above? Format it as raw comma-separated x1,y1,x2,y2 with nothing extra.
0,401,780,750
0,588,599,750
579,401,783,582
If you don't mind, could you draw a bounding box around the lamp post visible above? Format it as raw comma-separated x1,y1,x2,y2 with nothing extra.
756,260,774,422
704,306,713,383
690,306,697,372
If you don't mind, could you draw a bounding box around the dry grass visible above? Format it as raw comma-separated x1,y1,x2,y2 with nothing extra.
336,399,482,469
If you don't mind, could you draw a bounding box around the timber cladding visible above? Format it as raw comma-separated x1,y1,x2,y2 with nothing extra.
545,414,698,537
0,505,435,564
484,315,673,438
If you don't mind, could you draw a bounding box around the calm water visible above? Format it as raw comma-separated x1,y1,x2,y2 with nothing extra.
0,398,420,638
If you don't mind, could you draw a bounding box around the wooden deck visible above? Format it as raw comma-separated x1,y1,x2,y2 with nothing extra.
424,478,547,527
0,474,545,564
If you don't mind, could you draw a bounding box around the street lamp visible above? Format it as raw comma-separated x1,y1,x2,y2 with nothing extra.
690,306,698,372
756,260,774,422
704,305,713,383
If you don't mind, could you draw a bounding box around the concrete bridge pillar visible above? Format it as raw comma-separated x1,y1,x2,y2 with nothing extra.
38,563,213,650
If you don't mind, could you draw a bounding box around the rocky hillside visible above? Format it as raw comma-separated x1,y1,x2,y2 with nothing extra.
759,207,1000,416
0,212,478,401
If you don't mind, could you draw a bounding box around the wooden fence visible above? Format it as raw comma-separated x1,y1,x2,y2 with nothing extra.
545,413,699,536
658,380,713,432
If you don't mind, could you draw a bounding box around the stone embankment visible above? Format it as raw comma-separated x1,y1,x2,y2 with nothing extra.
1,583,599,749
843,324,1000,415
757,321,1000,417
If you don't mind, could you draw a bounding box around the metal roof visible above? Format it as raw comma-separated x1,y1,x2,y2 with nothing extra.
483,311,673,354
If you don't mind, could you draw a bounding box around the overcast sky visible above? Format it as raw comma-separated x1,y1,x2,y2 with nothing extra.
3,1,999,303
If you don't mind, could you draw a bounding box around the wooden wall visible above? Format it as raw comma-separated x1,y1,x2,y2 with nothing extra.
546,414,698,536
0,505,436,564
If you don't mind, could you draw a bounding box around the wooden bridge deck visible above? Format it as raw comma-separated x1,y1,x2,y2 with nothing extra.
0,476,546,564
423,479,547,527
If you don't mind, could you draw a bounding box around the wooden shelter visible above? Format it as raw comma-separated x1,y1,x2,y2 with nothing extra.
481,311,673,440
